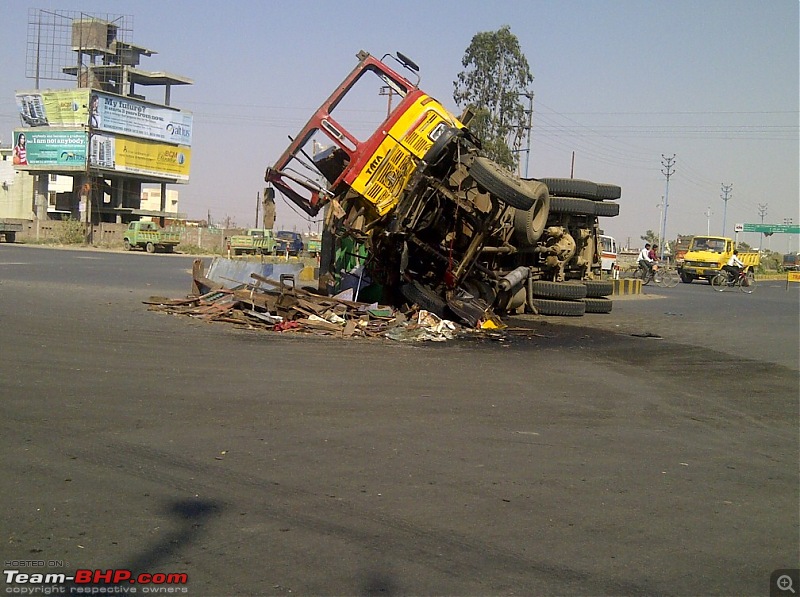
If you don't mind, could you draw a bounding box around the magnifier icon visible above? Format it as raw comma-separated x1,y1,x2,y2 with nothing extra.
777,575,796,594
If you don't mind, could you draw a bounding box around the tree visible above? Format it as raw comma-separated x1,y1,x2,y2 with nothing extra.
640,230,660,246
453,26,533,170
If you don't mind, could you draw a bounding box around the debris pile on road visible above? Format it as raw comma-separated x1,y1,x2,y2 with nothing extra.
144,260,502,341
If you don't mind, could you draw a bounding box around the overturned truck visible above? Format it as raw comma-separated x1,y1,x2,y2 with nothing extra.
265,50,620,324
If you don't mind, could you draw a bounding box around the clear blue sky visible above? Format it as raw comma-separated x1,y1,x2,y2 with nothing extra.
2,0,798,251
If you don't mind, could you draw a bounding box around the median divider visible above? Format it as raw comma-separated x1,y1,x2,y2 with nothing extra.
613,278,642,295
206,257,306,287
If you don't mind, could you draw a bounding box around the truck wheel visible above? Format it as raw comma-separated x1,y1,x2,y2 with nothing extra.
596,183,622,200
595,201,620,217
422,126,460,166
583,280,614,297
530,298,586,317
165,245,174,253
469,157,536,211
538,178,599,200
123,239,132,251
582,297,613,313
401,280,447,317
679,272,694,283
512,181,550,246
549,197,596,216
5,232,16,243
145,242,156,254
531,280,587,300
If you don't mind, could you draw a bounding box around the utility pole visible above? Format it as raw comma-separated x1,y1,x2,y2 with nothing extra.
660,154,676,260
705,206,713,235
255,191,260,229
720,183,733,237
757,203,768,253
784,217,794,253
521,91,533,178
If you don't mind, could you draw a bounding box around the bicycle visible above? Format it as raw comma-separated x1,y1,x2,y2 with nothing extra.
654,265,680,288
632,263,659,285
632,263,678,287
711,268,757,293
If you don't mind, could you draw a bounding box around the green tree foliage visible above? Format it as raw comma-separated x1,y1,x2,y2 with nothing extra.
640,230,660,245
454,26,533,170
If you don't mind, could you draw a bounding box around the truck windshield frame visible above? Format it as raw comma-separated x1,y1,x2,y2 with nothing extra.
265,52,418,217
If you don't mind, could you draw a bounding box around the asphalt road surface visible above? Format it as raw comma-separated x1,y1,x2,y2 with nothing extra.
1,244,798,596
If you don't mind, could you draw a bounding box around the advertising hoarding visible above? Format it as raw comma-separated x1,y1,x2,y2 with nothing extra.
90,135,191,182
15,89,90,127
12,128,88,171
91,92,193,146
15,89,193,146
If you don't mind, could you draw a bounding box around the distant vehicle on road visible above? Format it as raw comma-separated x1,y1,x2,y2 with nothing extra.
678,236,759,284
0,219,23,243
599,234,617,273
123,220,180,253
230,228,276,256
275,230,304,256
782,253,799,271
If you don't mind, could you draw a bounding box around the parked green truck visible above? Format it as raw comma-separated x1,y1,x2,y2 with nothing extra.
123,221,180,253
0,220,24,243
229,228,276,255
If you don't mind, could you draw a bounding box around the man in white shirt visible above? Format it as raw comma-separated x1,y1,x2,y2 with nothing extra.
638,243,654,275
723,249,745,281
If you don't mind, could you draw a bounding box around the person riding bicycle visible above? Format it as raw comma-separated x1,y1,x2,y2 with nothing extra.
722,250,745,282
638,243,655,276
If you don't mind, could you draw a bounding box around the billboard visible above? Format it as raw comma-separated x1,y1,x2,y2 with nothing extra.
90,135,191,182
15,89,193,146
15,89,90,127
11,129,88,171
91,93,193,146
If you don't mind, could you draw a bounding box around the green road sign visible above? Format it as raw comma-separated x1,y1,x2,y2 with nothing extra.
741,223,800,234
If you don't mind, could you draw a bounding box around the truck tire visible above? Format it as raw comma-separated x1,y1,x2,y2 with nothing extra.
595,201,620,217
123,239,132,251
469,156,536,211
530,298,586,317
145,242,156,254
422,126,460,166
4,232,15,243
679,272,694,283
583,280,613,297
401,280,447,317
582,297,613,313
596,183,622,200
512,181,550,246
538,178,598,200
549,197,596,215
531,280,587,300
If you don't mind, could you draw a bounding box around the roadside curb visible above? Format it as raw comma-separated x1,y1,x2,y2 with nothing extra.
613,278,642,295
